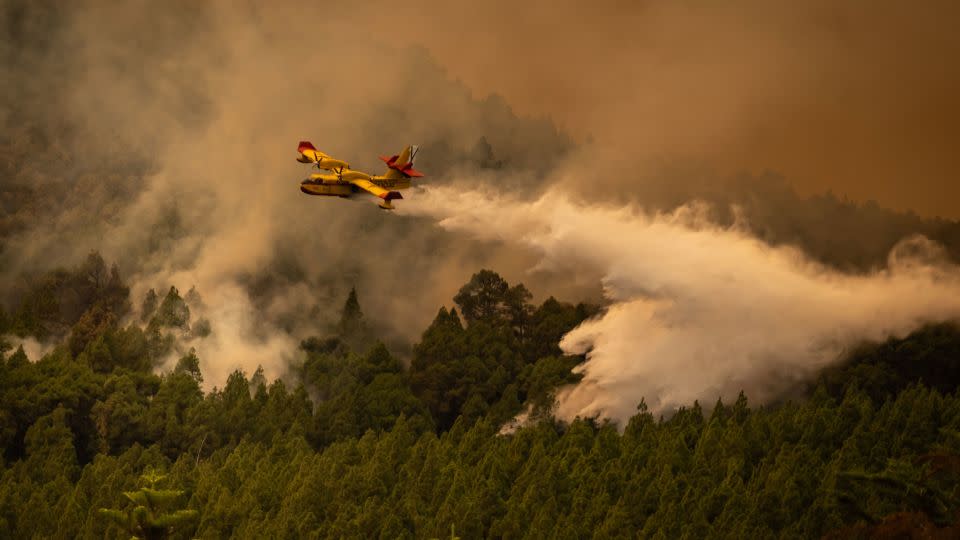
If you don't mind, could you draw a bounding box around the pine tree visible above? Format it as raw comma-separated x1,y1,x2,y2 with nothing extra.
141,289,159,322
98,469,198,540
337,287,369,350
149,287,190,331
453,270,510,324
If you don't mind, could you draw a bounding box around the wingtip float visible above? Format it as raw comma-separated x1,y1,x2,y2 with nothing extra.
297,142,422,210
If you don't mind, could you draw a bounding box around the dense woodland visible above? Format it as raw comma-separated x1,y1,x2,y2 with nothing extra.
0,255,959,538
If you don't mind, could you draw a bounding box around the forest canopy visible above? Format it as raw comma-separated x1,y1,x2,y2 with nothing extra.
2,260,960,538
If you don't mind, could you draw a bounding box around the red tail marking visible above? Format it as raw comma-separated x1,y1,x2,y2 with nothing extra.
392,162,424,178
379,156,425,178
298,141,316,153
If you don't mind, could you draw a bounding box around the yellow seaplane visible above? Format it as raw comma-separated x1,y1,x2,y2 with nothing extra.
297,141,423,210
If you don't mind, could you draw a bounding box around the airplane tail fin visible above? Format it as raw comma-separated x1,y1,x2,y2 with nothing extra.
379,145,424,179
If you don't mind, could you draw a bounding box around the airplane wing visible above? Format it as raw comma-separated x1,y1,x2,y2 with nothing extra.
297,141,350,171
350,179,403,202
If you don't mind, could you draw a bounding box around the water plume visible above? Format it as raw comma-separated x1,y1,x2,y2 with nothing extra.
401,185,960,422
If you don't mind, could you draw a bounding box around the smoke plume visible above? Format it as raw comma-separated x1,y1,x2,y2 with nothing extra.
1,1,574,386
402,185,960,423
4,1,959,396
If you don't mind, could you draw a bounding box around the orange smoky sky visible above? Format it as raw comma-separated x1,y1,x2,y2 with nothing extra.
346,0,960,218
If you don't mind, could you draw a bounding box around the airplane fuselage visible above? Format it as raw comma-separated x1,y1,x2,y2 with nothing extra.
300,174,410,192
300,173,411,208
298,181,353,197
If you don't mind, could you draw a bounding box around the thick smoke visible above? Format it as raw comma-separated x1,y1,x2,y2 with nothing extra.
402,185,960,423
362,0,960,219
1,1,573,386
4,0,959,395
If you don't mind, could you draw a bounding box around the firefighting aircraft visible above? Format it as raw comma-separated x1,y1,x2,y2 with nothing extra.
297,141,423,210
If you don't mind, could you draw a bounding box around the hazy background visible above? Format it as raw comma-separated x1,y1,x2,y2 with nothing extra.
353,0,960,219
2,0,959,410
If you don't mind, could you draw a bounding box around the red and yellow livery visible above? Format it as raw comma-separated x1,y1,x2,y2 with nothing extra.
297,142,422,210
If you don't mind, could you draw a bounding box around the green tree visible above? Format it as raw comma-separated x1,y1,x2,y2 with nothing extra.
149,287,190,331
339,287,363,334
410,307,522,430
523,297,594,362
337,286,371,350
175,349,202,383
99,469,198,540
453,270,510,324
141,288,159,322
91,374,148,453
504,283,534,340
24,405,79,484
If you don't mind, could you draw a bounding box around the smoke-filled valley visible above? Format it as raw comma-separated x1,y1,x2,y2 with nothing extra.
3,1,960,538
